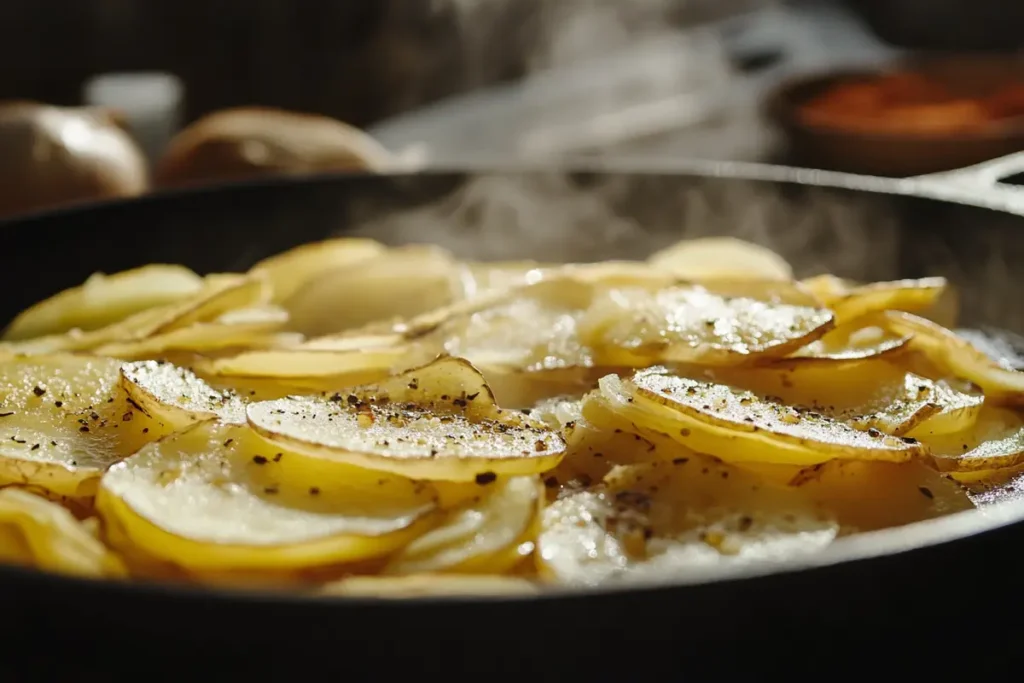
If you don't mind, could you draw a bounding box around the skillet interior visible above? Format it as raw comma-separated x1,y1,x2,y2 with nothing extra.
4,167,1024,678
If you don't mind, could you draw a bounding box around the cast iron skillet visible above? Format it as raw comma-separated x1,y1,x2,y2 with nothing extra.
5,154,1024,680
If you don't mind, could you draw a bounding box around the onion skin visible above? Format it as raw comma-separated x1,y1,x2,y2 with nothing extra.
0,102,148,218
154,107,394,189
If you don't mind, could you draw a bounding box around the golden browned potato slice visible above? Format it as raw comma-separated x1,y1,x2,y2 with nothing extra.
284,245,464,337
577,286,834,367
384,475,541,575
247,357,566,481
319,574,539,598
537,460,837,586
821,278,948,325
692,278,823,307
2,265,205,342
647,237,794,281
0,355,170,497
599,370,925,466
0,488,126,578
884,311,1024,405
96,420,438,572
922,406,1024,472
790,460,973,533
248,238,385,304
195,347,409,391
120,360,246,431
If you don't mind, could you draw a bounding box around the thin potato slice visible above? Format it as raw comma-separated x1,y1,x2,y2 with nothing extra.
120,361,246,430
94,321,288,360
825,278,948,325
884,311,1024,405
647,237,794,281
790,460,973,533
384,475,541,575
537,460,837,586
2,264,204,342
923,407,1024,472
247,357,566,481
97,421,438,571
319,574,539,598
0,488,126,578
578,286,834,367
0,355,169,497
693,278,823,307
790,319,909,361
248,237,385,304
601,369,925,466
284,245,463,337
196,347,409,390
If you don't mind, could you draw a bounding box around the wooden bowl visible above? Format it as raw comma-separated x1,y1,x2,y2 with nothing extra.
765,54,1024,177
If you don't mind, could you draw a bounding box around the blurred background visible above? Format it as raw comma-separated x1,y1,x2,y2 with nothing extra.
2,0,1024,217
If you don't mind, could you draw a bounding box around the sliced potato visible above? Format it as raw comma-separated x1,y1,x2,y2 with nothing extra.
195,347,408,390
93,321,288,360
0,355,169,497
790,318,909,361
790,460,973,533
647,237,794,281
248,237,385,304
884,311,1024,405
923,406,1024,472
577,286,834,367
2,264,204,342
825,278,948,325
693,278,822,307
120,360,246,430
247,357,566,481
0,488,126,578
537,460,837,586
599,370,926,466
319,574,539,598
284,244,463,337
97,421,438,572
384,475,541,575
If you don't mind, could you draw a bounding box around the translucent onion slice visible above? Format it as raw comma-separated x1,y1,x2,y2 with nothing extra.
0,488,127,578
884,311,1024,405
2,264,205,342
537,460,837,586
384,475,541,575
120,361,246,430
0,355,169,497
647,237,794,281
96,421,438,571
602,369,926,466
789,460,973,533
246,357,566,481
577,286,834,367
248,237,385,304
319,574,539,598
922,407,1024,472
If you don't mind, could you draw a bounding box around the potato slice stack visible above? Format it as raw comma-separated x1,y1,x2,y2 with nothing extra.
1,235,1022,591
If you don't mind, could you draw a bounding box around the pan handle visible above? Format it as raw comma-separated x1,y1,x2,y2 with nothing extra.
911,152,1024,215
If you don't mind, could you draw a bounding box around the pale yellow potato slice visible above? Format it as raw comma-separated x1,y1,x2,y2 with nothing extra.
120,360,246,430
461,260,552,298
195,347,409,391
577,286,834,367
0,488,126,578
284,245,463,337
537,460,837,586
2,264,204,342
692,278,823,307
384,475,541,575
94,321,289,360
922,406,1024,472
823,278,948,325
247,357,566,481
600,370,925,466
790,460,973,533
320,574,539,598
790,318,910,361
884,312,1024,405
248,237,385,304
0,355,170,497
647,237,794,281
96,421,438,572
